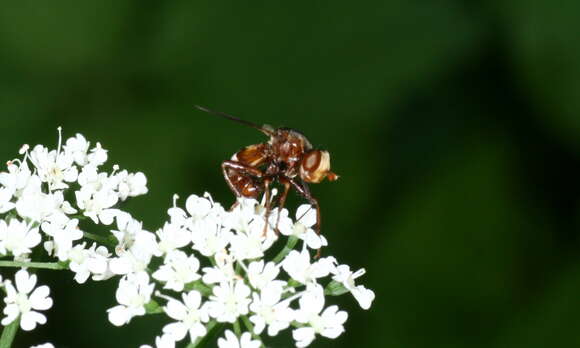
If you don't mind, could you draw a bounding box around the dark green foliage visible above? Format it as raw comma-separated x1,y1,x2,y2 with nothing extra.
1,1,579,347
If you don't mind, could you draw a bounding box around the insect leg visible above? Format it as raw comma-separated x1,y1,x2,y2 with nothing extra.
289,179,320,232
222,160,264,179
222,162,242,199
288,178,322,258
222,161,263,198
274,177,292,235
262,178,272,237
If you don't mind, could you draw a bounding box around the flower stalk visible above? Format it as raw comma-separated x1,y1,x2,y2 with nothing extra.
0,318,18,348
186,320,220,348
0,261,67,270
272,235,298,263
82,232,116,247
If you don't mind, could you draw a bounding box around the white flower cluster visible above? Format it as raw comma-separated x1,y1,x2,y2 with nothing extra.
0,130,374,348
0,129,147,333
131,192,375,348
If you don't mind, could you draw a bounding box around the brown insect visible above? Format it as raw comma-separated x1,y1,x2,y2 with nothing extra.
196,105,339,240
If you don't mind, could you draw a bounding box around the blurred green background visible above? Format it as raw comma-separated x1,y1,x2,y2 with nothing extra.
2,1,580,347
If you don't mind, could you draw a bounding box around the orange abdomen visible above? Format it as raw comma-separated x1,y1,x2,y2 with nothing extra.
227,169,262,198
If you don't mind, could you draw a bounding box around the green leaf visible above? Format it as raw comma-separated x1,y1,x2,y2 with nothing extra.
324,280,349,297
144,300,163,314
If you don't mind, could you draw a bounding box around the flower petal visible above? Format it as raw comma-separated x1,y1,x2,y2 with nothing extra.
15,270,36,295
29,286,53,311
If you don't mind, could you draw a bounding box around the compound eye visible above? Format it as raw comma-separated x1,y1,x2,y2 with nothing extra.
300,150,330,183
303,151,320,170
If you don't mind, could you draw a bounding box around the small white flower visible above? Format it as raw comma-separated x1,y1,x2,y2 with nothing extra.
28,144,78,190
116,171,148,201
185,194,213,220
15,176,63,223
0,160,32,195
249,282,294,336
279,205,327,250
167,205,189,227
229,219,271,261
206,280,251,323
109,213,159,275
42,218,83,261
332,265,375,310
109,246,154,276
107,272,155,326
89,247,115,281
30,343,55,348
1,269,53,331
68,243,111,284
66,244,93,283
87,142,108,167
109,221,159,276
76,165,111,191
64,133,91,166
201,251,237,285
156,222,191,256
292,284,348,347
139,335,176,348
162,291,209,342
0,218,41,257
247,260,284,290
224,200,278,253
191,221,232,258
226,198,260,224
282,250,335,285
0,160,31,213
265,206,293,233
111,212,150,252
75,186,119,224
0,187,15,214
153,250,201,292
217,330,261,348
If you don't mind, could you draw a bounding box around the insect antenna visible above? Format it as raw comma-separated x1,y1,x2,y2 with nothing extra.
195,105,274,136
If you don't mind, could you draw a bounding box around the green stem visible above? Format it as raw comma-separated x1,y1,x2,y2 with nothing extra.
0,317,19,348
184,280,213,297
273,236,299,263
83,232,116,247
233,319,241,336
144,300,164,314
70,214,88,220
324,280,349,296
187,320,221,348
241,315,265,348
0,261,67,270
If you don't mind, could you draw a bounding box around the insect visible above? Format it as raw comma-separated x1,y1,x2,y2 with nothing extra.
196,105,339,241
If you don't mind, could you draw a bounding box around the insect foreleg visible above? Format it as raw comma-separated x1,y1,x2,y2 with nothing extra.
288,178,322,258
